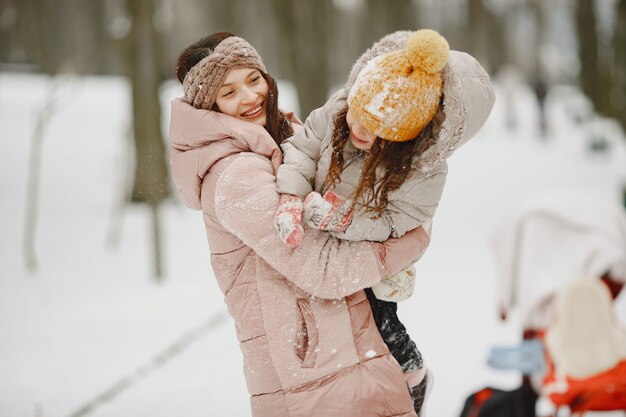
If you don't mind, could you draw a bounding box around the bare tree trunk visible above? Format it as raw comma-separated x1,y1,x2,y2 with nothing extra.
124,0,171,281
105,123,134,249
527,0,549,138
204,0,238,33
613,0,626,209
612,0,626,132
0,0,19,61
467,0,505,74
271,0,297,84
271,0,334,117
23,78,63,272
576,0,599,105
486,7,506,74
468,0,488,69
576,0,612,115
23,0,59,73
365,0,417,50
149,201,163,277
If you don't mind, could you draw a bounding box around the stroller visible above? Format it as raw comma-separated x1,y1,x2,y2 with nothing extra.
461,192,626,417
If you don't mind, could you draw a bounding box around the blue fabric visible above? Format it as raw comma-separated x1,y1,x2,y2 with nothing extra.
487,339,545,374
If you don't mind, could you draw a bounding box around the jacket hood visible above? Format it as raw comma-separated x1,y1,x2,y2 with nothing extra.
168,98,283,210
345,31,496,172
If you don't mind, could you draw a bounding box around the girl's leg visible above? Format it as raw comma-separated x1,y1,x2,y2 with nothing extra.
365,288,428,414
365,288,424,372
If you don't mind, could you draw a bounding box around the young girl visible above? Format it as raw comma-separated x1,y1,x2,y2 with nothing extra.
274,29,495,415
169,32,431,417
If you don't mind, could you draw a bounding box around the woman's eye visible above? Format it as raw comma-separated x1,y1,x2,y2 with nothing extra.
250,76,261,85
221,90,234,98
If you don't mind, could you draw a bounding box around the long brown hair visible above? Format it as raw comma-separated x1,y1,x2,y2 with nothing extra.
175,32,293,146
323,105,437,217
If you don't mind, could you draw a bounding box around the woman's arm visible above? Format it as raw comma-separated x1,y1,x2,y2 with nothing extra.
213,153,429,299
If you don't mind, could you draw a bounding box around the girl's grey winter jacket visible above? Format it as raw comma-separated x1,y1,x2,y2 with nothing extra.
276,47,495,243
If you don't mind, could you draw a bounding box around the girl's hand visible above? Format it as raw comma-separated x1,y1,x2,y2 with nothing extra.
303,190,354,232
274,194,304,248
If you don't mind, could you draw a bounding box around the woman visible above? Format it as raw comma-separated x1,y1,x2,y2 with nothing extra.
169,32,430,417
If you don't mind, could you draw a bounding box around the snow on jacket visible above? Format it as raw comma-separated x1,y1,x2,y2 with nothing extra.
490,191,626,330
168,98,430,417
276,49,495,243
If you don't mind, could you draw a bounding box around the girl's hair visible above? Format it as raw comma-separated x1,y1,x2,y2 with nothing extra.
175,32,293,146
323,105,438,217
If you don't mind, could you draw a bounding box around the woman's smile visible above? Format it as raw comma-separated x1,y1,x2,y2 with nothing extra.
241,102,265,119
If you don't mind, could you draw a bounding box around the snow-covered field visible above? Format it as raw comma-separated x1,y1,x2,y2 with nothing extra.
1,72,625,417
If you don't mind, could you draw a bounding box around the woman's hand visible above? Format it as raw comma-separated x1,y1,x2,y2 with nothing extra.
377,226,430,277
274,194,305,248
303,190,354,232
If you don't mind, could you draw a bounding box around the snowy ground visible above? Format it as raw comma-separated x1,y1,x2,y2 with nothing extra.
1,72,625,417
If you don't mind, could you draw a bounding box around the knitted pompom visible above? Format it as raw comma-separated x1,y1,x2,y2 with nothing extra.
405,29,449,74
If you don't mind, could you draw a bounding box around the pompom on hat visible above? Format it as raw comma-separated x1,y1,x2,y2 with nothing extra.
182,36,266,111
347,29,449,142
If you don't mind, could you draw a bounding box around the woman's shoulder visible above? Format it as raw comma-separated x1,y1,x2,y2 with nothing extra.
283,112,305,135
212,152,275,191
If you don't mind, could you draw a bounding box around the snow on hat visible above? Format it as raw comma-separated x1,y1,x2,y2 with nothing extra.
183,36,267,110
347,29,449,142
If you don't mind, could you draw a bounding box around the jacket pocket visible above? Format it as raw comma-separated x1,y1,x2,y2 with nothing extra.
295,298,319,368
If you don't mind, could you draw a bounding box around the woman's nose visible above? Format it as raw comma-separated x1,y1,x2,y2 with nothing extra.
240,86,256,103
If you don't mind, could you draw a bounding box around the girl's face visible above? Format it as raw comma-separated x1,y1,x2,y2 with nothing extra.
346,109,377,151
215,68,269,126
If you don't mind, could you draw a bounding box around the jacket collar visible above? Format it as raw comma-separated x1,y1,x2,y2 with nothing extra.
168,98,285,209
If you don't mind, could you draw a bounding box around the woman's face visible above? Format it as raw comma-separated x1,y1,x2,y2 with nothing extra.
215,68,269,126
346,109,377,151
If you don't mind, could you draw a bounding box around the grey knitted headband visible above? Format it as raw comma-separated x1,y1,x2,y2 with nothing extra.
183,36,267,110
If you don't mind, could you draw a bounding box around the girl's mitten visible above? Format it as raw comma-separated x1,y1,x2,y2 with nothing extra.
303,190,354,232
274,194,304,248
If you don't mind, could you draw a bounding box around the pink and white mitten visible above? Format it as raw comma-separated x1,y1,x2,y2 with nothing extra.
274,194,304,248
303,190,354,232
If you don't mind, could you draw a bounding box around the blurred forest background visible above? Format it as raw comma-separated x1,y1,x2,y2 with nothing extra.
1,0,625,277
3,0,625,119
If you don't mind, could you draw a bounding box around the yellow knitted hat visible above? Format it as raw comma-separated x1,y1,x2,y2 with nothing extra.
347,29,449,142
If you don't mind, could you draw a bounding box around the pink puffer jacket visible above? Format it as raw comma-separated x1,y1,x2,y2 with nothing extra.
169,98,430,417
